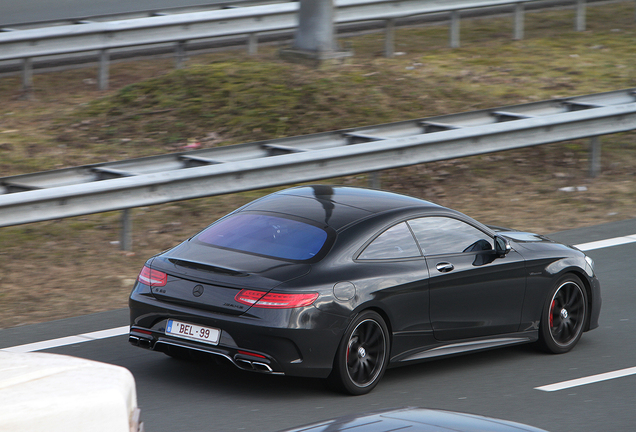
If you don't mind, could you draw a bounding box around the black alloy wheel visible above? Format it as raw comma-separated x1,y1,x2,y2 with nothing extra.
539,274,588,354
327,310,389,395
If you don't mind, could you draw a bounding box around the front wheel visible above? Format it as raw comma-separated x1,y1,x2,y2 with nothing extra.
327,310,390,395
538,274,588,354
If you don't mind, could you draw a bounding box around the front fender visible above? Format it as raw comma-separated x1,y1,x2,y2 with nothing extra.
519,254,595,333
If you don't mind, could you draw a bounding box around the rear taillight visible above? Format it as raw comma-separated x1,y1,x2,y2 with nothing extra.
234,290,318,309
137,265,167,287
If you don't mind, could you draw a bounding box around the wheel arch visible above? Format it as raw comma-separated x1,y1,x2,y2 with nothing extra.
349,304,394,348
564,268,594,332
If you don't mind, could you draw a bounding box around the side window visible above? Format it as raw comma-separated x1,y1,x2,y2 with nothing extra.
407,217,493,256
358,222,421,260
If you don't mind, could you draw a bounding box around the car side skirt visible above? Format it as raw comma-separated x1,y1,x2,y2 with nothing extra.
390,331,538,365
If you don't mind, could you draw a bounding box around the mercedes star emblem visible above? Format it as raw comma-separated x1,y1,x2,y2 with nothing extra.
193,285,204,297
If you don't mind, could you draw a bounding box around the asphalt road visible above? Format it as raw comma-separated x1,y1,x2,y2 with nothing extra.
2,218,635,432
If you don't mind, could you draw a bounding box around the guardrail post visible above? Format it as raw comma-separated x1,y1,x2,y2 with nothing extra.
513,3,524,40
450,11,460,48
21,58,33,94
248,33,258,55
369,172,381,189
120,209,133,251
576,0,586,31
589,136,601,178
175,41,188,68
98,49,110,91
384,19,395,57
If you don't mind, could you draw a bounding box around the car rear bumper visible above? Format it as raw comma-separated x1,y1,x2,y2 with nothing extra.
129,292,348,379
129,328,284,374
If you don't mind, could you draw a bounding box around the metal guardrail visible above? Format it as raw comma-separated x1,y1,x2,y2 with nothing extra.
1,89,635,244
0,0,604,90
1,0,291,30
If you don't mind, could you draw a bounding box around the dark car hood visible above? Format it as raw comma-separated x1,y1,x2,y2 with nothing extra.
277,407,548,432
490,225,552,242
148,240,311,315
496,228,581,255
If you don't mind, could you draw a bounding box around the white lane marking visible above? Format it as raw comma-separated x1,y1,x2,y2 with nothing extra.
1,325,129,353
574,234,636,251
535,366,636,392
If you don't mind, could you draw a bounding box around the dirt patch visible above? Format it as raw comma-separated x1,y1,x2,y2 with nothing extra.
0,2,635,329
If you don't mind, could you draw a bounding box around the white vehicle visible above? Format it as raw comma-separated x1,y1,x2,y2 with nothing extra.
0,352,142,432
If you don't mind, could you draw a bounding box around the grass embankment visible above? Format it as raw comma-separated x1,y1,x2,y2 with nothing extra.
0,2,635,328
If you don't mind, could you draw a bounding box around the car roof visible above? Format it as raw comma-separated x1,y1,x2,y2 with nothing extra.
277,407,548,432
240,186,442,230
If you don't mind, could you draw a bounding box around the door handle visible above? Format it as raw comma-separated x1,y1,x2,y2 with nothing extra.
436,262,454,273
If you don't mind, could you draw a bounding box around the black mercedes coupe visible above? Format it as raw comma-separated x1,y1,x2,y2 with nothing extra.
129,186,601,395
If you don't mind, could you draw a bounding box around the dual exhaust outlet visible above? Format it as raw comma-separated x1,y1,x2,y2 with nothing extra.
129,335,152,349
234,358,274,373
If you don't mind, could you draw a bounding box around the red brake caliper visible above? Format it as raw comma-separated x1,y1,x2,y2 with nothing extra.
549,300,556,327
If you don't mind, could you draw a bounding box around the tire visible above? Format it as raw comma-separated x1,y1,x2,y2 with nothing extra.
538,274,588,354
327,310,390,395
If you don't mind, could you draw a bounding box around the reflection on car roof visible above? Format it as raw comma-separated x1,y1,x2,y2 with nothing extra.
245,186,441,230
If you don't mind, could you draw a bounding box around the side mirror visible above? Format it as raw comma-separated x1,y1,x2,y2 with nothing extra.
494,236,511,258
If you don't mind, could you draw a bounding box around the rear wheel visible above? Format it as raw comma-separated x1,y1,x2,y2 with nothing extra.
327,310,389,395
538,274,588,354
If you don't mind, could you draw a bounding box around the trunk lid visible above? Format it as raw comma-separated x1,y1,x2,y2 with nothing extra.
148,240,310,315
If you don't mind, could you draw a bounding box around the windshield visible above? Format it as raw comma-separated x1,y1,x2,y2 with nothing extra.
196,213,329,261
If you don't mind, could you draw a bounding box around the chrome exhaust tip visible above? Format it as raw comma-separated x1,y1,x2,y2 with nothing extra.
234,358,273,373
251,362,273,373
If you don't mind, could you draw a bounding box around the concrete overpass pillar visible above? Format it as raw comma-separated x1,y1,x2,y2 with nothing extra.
281,0,352,67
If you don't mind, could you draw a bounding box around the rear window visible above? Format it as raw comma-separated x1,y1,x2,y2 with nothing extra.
196,213,329,261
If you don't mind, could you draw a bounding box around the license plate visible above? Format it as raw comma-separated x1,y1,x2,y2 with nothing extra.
166,319,220,345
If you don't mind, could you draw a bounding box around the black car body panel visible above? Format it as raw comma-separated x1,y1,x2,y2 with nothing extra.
129,186,601,392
